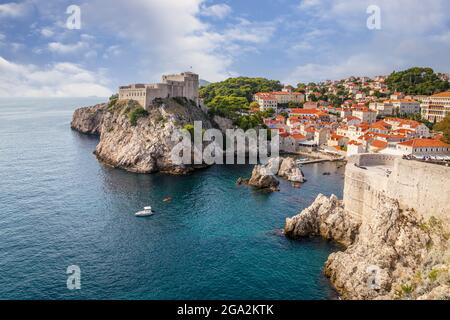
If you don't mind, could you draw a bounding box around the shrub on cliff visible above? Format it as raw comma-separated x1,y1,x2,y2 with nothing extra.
108,94,119,109
129,107,149,126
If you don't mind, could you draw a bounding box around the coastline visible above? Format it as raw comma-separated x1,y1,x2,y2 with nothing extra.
69,98,449,300
0,98,347,298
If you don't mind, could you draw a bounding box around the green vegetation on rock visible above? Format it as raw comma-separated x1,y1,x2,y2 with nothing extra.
129,107,149,126
108,94,119,109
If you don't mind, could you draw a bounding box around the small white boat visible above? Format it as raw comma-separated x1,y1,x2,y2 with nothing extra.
296,158,308,164
135,206,154,217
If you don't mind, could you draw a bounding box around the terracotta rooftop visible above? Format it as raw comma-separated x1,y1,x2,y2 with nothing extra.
371,139,388,149
431,92,450,98
291,133,306,141
398,138,450,148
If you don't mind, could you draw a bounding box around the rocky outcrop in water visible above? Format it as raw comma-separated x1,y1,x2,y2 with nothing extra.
278,157,305,183
70,103,106,135
284,194,359,246
71,98,213,175
238,157,304,191
284,193,450,300
247,164,280,192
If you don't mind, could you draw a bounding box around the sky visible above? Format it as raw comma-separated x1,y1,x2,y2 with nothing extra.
0,0,449,97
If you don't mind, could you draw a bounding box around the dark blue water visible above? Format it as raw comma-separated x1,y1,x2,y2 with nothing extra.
0,98,345,300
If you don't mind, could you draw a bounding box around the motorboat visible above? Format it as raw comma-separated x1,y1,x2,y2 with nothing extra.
135,206,154,217
295,158,309,164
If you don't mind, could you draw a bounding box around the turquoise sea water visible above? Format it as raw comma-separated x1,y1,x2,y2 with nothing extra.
0,98,345,300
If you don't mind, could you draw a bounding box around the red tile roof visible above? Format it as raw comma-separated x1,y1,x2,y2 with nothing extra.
291,133,306,141
398,139,450,148
431,92,450,98
371,139,388,149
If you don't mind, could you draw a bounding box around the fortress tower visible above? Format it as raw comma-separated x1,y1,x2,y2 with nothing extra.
118,72,199,109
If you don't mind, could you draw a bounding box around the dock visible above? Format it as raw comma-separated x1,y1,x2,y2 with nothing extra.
299,157,345,165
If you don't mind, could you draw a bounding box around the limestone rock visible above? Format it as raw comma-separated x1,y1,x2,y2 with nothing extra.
322,194,438,300
72,98,212,175
247,164,280,192
285,191,450,300
241,156,305,192
284,194,360,246
212,115,234,132
70,103,106,135
278,157,305,183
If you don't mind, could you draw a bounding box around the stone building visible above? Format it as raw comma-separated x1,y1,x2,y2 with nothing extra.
420,92,450,122
118,72,199,109
253,89,305,112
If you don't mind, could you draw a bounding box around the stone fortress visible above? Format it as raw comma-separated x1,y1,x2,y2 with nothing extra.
118,72,199,110
344,153,450,225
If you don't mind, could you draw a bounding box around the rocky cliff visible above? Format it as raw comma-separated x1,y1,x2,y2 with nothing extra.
71,98,213,174
285,194,359,246
285,193,449,300
71,103,106,135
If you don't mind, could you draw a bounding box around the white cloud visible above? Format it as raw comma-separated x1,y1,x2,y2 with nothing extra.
11,42,24,52
40,28,54,38
103,45,122,59
297,0,450,33
223,19,277,44
298,0,321,10
0,2,29,17
285,0,450,83
200,3,231,19
81,0,274,81
432,31,450,44
285,54,393,84
48,41,88,54
0,56,112,97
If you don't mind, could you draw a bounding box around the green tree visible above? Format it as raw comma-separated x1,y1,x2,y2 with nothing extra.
385,67,450,95
199,77,282,104
433,115,450,143
249,101,260,110
287,101,303,108
208,95,249,119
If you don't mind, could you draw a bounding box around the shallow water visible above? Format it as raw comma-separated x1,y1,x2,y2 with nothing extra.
0,98,345,299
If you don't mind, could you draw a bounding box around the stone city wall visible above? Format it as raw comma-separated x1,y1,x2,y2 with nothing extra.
344,154,450,225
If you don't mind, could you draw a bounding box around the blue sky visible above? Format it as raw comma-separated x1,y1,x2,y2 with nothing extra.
0,0,449,97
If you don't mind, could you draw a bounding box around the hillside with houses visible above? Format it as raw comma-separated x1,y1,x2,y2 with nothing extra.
202,67,450,161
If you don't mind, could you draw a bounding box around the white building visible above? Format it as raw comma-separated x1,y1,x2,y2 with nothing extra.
420,92,450,122
369,102,394,116
352,108,377,124
396,139,450,156
253,91,305,112
347,141,366,156
383,118,431,138
254,93,277,111
384,99,420,115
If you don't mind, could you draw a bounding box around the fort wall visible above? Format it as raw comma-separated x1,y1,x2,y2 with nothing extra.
118,72,199,109
344,154,450,224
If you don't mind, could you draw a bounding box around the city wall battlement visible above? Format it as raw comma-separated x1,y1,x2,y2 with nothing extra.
343,154,450,225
